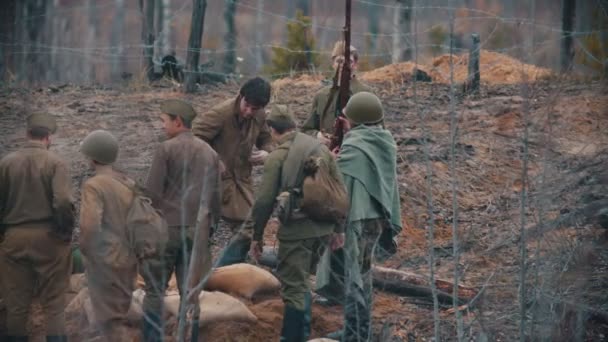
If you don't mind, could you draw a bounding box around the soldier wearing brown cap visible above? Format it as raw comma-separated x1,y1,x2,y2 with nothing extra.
142,99,221,341
301,41,372,144
248,105,345,341
0,114,75,342
192,77,273,267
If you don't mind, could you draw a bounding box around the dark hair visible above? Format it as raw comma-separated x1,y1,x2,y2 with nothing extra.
266,119,295,135
28,127,51,139
240,77,271,107
167,113,192,129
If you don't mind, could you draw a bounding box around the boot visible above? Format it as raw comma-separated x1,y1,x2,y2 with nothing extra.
142,311,162,342
302,293,312,341
45,336,67,342
280,305,305,342
216,235,250,267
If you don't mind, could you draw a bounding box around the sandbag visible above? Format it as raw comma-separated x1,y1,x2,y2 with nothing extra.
205,263,280,299
163,290,257,325
67,287,144,324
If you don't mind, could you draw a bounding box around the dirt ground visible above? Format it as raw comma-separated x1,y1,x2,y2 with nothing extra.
1,52,607,341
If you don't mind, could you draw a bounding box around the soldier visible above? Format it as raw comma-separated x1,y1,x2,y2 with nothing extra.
248,105,346,341
142,99,221,341
322,92,402,341
78,130,137,341
301,41,372,145
192,76,273,267
0,113,75,342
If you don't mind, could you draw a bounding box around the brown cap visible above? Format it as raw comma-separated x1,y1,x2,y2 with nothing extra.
267,104,296,127
27,113,57,134
160,99,198,122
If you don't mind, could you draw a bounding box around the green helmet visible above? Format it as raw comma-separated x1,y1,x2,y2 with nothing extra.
344,92,384,125
80,130,119,165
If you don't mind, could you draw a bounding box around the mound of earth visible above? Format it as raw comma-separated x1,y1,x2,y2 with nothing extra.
360,61,432,83
429,50,553,84
272,73,324,88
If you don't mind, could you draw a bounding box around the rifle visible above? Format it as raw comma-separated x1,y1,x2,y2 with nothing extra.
329,0,352,151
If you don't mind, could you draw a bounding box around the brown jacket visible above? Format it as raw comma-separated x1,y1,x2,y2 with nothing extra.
0,141,74,237
145,131,221,227
192,96,273,221
301,77,371,136
79,169,136,267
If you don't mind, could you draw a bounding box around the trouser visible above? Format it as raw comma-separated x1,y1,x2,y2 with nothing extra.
85,253,137,342
140,225,211,340
343,219,382,342
278,236,329,342
215,218,253,267
0,224,72,336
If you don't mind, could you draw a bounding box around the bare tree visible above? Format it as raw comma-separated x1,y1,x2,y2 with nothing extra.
255,0,265,72
154,0,164,62
223,0,238,75
142,0,156,81
86,0,98,83
18,0,48,83
184,0,207,93
367,0,380,60
111,0,126,82
392,0,412,63
561,0,576,72
161,0,172,55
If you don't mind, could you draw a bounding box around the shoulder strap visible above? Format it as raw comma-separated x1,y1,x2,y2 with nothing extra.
281,133,321,191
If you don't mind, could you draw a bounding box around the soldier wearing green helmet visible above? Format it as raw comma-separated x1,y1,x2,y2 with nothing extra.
141,99,221,341
319,92,402,341
78,129,138,341
0,113,75,342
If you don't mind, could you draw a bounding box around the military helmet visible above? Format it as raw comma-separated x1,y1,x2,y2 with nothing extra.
27,113,57,134
267,104,296,128
80,130,119,165
344,92,384,125
160,99,197,123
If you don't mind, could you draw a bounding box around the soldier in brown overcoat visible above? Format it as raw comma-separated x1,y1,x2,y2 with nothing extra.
0,114,75,342
78,130,137,342
192,77,273,266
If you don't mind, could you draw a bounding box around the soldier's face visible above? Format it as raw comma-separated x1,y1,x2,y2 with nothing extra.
160,113,179,138
332,56,356,71
239,97,263,119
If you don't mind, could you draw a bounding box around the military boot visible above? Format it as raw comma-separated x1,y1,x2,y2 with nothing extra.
142,311,162,342
280,305,305,342
302,292,312,341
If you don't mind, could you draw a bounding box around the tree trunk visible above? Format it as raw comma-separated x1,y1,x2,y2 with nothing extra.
367,0,380,59
1,0,17,83
143,0,156,81
561,0,576,72
162,0,172,55
296,0,309,16
184,0,207,93
111,0,125,82
255,0,264,72
154,0,164,62
391,3,400,64
22,0,48,84
398,0,412,61
223,0,238,75
86,0,98,83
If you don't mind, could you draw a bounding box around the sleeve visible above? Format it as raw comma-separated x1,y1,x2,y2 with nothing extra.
145,145,168,209
51,161,75,240
301,94,320,136
192,109,223,143
256,121,274,152
79,182,103,257
251,154,282,241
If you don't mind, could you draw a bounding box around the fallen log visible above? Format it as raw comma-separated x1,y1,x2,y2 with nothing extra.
260,247,480,305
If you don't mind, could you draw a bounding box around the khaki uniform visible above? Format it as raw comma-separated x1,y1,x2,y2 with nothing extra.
79,170,137,341
0,141,74,336
252,131,343,309
301,78,371,137
192,96,273,222
142,131,220,331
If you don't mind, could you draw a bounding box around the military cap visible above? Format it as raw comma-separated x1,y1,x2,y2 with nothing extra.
27,113,57,134
267,104,296,127
80,130,119,165
331,41,357,59
160,99,198,122
344,92,384,125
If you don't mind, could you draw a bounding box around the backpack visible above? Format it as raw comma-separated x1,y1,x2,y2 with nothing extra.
115,177,169,260
278,133,349,224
